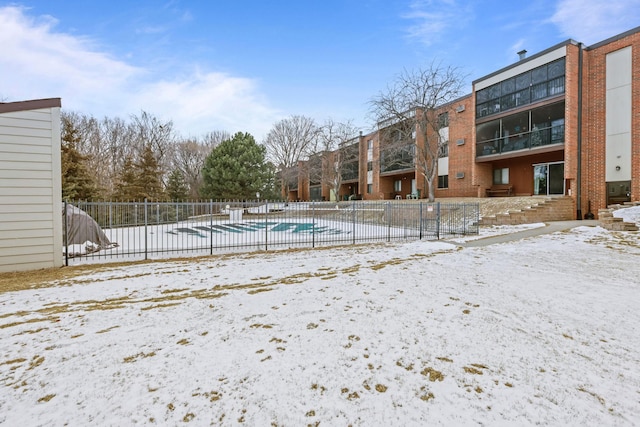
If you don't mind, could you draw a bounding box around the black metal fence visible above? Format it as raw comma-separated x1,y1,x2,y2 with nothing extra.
64,200,480,265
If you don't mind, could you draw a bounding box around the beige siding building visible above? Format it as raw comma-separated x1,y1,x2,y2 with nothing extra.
0,98,63,272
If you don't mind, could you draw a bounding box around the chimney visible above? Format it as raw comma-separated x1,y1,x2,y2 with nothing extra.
517,49,527,61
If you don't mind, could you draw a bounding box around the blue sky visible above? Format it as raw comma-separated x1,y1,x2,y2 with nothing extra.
1,1,639,140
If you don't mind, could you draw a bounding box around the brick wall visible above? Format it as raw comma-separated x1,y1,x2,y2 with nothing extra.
436,95,478,197
582,29,640,216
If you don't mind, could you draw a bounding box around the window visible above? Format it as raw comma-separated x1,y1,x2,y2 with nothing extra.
548,76,565,96
493,168,509,185
367,139,373,150
501,112,529,152
438,112,449,128
394,180,402,192
438,141,449,158
477,101,565,157
476,58,565,118
438,175,449,189
367,184,373,194
367,161,373,171
551,118,565,143
515,72,531,90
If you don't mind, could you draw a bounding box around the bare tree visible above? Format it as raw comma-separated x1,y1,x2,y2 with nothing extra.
101,116,136,192
312,119,360,201
263,115,319,198
131,111,176,185
200,130,230,148
370,62,465,201
172,134,223,199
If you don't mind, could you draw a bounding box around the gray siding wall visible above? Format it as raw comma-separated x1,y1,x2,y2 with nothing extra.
0,104,62,272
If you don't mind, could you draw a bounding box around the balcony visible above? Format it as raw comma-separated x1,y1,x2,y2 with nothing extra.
380,145,415,173
477,124,564,158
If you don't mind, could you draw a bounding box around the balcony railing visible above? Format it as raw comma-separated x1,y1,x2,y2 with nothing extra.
477,124,564,157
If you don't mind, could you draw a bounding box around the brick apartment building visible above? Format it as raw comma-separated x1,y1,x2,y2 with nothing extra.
286,26,639,219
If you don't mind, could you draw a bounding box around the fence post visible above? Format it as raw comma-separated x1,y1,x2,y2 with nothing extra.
463,203,467,235
312,201,315,248
144,198,148,260
386,202,391,242
352,202,356,245
419,202,423,240
436,202,441,240
265,199,268,251
210,200,214,255
64,200,68,267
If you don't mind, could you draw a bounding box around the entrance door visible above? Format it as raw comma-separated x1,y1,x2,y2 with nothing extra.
533,162,564,195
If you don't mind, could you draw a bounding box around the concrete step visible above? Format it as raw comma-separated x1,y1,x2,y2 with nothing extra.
479,197,574,226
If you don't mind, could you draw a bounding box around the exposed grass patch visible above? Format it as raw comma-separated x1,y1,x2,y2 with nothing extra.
37,394,56,403
1,316,59,330
250,324,273,329
28,355,45,370
578,387,606,405
96,326,120,334
418,386,435,401
140,302,181,311
463,365,486,375
123,351,156,363
13,327,47,335
247,288,274,295
0,358,26,366
421,367,444,382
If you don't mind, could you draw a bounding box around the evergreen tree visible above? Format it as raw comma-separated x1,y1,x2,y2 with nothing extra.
166,169,189,201
61,115,98,200
136,143,165,201
200,132,271,199
113,156,141,200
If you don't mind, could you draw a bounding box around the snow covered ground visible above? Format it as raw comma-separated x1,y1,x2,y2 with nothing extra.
1,207,639,426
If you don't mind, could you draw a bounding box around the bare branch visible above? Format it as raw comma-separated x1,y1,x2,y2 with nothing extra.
369,60,466,201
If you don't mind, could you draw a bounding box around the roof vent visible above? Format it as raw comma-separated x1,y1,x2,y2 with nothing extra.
517,49,527,61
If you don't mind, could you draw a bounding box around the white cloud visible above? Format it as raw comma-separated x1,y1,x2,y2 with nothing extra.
402,0,473,46
0,6,140,101
550,0,640,44
135,71,280,139
0,6,279,138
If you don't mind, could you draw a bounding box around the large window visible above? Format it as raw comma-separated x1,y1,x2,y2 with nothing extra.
380,144,415,172
476,58,565,118
477,101,565,157
501,112,529,153
341,161,359,181
493,168,509,185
